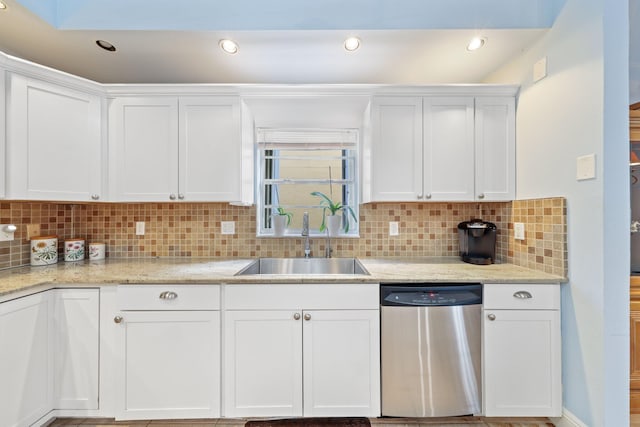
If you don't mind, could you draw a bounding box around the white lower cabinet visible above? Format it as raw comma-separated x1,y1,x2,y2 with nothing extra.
0,292,53,427
114,285,221,420
482,284,562,417
223,284,380,418
52,289,100,410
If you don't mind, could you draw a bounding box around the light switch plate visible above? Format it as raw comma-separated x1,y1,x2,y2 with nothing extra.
389,222,399,236
135,221,145,236
576,154,596,180
221,221,235,235
514,222,525,240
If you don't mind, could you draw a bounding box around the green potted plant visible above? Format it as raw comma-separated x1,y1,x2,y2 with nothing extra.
272,207,293,236
310,191,357,235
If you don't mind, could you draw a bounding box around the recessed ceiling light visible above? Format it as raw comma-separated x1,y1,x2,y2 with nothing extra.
219,39,239,55
96,40,116,52
0,2,7,10
344,37,361,52
467,37,486,51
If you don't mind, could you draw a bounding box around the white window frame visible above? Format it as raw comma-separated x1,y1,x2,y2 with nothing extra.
256,128,360,238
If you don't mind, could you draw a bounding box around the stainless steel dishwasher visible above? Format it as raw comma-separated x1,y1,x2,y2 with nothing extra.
380,283,482,417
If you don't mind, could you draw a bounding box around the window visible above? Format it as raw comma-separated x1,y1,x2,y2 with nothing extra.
256,128,359,237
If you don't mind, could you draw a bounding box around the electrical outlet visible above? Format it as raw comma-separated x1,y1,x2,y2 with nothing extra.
135,221,145,236
221,221,235,235
514,222,525,240
389,222,399,236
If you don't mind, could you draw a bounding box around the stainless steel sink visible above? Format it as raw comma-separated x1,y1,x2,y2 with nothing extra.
235,258,370,276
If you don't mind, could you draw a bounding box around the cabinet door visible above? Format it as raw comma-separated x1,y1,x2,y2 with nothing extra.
52,289,99,410
483,309,561,417
224,310,303,417
7,74,102,201
423,97,475,201
115,310,220,420
179,97,241,201
475,97,516,201
0,68,5,199
109,97,179,201
302,310,380,417
370,97,423,201
0,293,53,427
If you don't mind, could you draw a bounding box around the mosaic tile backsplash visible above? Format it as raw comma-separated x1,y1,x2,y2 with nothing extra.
0,198,567,276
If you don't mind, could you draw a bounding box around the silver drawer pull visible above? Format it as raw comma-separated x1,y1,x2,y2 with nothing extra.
159,291,178,300
513,291,533,299
487,313,496,321
114,316,123,324
293,313,301,320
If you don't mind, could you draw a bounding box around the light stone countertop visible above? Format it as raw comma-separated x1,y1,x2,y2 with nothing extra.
0,257,566,299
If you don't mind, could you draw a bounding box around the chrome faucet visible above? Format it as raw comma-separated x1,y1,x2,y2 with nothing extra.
302,212,311,258
325,230,333,258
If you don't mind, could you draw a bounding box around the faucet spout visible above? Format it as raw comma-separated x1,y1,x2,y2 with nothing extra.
325,230,333,258
302,212,311,258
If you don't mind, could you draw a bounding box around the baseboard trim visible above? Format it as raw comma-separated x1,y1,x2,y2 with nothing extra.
551,408,588,427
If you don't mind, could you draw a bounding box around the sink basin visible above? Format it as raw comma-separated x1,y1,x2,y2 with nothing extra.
235,258,370,276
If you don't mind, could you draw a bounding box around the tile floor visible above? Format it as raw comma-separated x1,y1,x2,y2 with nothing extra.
48,417,555,427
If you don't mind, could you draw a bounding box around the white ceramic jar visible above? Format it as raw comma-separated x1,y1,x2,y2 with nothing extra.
89,242,106,260
30,236,59,266
64,238,85,262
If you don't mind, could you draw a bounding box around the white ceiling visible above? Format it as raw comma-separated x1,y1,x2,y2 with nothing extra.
0,0,559,85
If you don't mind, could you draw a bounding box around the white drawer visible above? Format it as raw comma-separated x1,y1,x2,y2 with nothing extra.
117,285,220,310
224,283,379,310
483,283,560,310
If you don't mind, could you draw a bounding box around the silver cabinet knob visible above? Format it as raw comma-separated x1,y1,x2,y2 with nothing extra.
304,313,311,321
513,291,533,299
169,194,177,200
417,194,423,199
114,316,123,324
487,313,496,321
293,313,301,320
159,291,178,300
178,194,185,200
91,194,100,200
425,193,432,199
478,193,485,199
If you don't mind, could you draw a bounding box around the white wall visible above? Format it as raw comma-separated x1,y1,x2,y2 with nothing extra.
485,0,629,426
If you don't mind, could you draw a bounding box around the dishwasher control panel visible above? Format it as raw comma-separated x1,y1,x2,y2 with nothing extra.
380,283,482,307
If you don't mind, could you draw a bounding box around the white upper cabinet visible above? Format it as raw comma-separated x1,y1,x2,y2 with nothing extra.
179,97,241,201
370,97,423,201
109,96,241,202
475,97,516,201
0,67,6,199
368,93,515,202
7,74,103,201
423,97,475,201
109,97,179,201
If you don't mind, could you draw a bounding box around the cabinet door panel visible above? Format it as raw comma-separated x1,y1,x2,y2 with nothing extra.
8,74,102,201
0,68,5,198
115,310,220,420
483,309,561,416
475,97,515,201
423,97,475,201
303,310,380,417
370,97,423,201
53,289,99,410
109,97,178,201
224,310,303,417
179,97,241,201
0,293,53,427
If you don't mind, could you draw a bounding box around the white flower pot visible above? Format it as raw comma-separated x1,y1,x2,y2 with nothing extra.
326,214,342,237
272,215,287,236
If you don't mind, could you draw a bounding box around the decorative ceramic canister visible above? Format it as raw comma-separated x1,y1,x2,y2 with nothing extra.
30,236,59,266
64,238,85,262
88,242,106,261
